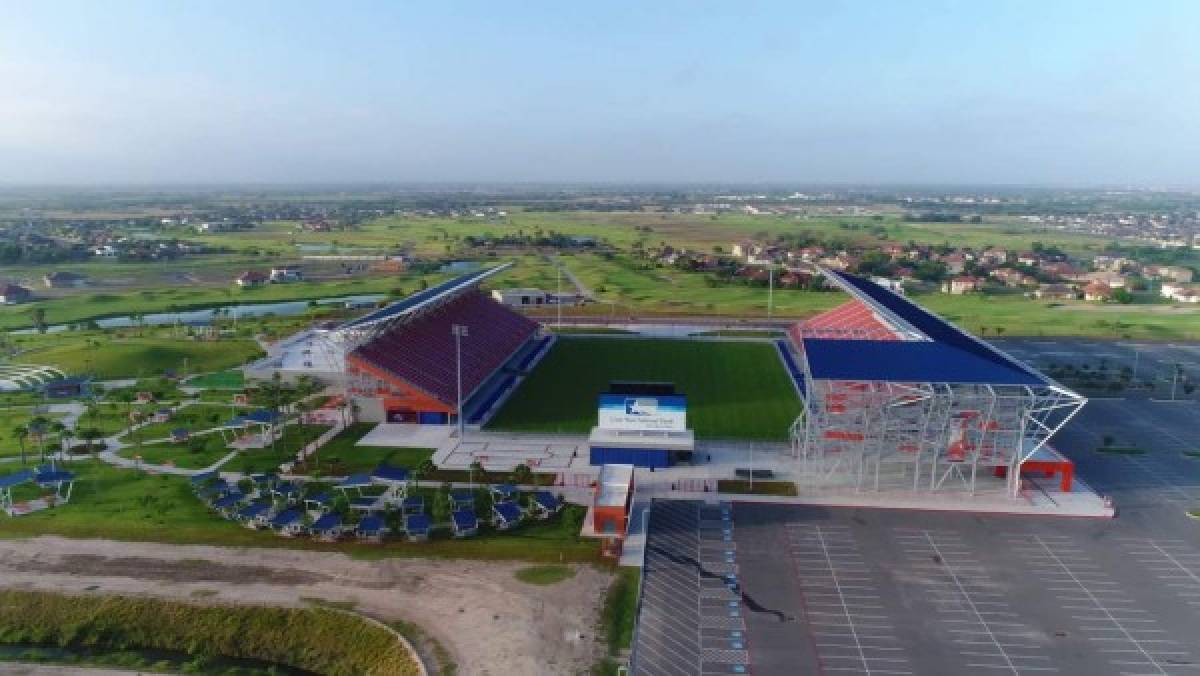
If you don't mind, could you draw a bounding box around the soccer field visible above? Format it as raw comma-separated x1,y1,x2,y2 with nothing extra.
487,338,801,441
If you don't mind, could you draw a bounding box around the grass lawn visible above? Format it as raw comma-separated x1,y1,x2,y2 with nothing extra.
0,461,600,562
228,423,331,474
514,564,576,585
11,333,263,379
293,423,434,475
488,338,800,440
118,435,232,470
186,369,246,389
594,567,641,674
0,409,66,460
119,403,239,442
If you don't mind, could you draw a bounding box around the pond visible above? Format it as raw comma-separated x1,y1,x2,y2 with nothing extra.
12,294,386,334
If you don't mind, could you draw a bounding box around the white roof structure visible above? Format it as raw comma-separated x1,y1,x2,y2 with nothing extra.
596,464,634,507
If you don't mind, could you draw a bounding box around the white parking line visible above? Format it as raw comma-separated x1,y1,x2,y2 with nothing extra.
896,529,1053,674
1009,534,1195,675
790,524,911,675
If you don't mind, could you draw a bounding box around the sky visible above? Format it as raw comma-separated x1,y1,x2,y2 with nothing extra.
2,1,1199,186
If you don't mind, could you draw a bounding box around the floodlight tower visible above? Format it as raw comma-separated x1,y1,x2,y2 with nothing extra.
452,324,469,438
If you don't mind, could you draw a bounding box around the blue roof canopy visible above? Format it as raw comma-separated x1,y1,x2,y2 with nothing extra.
238,503,271,519
533,491,559,511
372,464,409,482
212,492,244,509
401,496,424,509
452,510,478,530
338,473,374,489
305,492,332,506
802,339,1045,386
0,470,33,489
312,513,341,531
405,513,432,533
449,490,474,504
491,484,517,497
494,502,522,522
357,515,385,534
822,270,1047,386
270,509,304,528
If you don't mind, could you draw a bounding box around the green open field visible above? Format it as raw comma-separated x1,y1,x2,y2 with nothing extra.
488,337,800,440
300,423,434,475
119,403,239,442
118,435,232,470
9,332,264,379
0,461,600,562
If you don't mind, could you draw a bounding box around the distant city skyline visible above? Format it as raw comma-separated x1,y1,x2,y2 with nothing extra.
3,1,1199,186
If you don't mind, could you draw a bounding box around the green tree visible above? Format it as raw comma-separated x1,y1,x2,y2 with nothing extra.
414,458,436,489
10,425,29,466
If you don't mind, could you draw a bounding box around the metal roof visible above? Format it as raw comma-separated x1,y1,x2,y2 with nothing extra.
812,270,1049,386
339,263,513,331
452,509,478,530
802,339,1045,386
405,513,432,533
494,502,522,522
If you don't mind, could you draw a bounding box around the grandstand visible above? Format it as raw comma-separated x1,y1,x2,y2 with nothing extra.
786,269,1086,497
341,265,545,425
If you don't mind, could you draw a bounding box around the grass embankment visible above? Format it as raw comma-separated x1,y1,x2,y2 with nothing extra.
593,567,641,675
0,589,419,675
187,370,246,389
488,338,800,440
717,479,799,496
1183,451,1200,459
230,424,332,474
10,333,263,379
296,423,434,475
121,403,239,443
0,461,600,562
514,564,576,585
119,435,232,470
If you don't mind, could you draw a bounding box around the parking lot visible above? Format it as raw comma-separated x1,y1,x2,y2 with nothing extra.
991,338,1200,400
634,339,1200,676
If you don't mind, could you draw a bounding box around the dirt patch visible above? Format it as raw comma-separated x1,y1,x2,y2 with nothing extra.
7,554,329,586
0,536,611,676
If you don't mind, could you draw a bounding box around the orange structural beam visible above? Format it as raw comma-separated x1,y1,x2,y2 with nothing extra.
994,459,1074,492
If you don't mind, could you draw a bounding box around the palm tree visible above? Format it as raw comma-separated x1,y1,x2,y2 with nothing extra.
78,427,103,460
469,460,485,489
414,458,436,489
511,462,533,487
10,425,29,466
28,416,50,463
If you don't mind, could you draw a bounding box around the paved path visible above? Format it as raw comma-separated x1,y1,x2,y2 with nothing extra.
546,255,594,300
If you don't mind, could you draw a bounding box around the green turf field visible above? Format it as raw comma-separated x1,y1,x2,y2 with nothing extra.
487,337,800,440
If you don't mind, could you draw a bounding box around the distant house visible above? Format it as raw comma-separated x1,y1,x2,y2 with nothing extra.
1161,282,1200,303
1084,282,1114,302
1016,252,1040,267
0,284,32,305
43,271,88,288
93,245,118,258
269,265,303,283
236,271,269,288
1144,265,1194,283
1034,283,1078,301
1039,261,1078,279
943,276,982,294
941,253,968,275
731,241,758,259
980,248,1009,265
869,277,906,294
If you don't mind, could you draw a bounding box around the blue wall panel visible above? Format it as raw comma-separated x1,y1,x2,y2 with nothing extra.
589,446,669,469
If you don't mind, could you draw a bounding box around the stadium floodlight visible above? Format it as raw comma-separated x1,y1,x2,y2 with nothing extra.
452,324,469,439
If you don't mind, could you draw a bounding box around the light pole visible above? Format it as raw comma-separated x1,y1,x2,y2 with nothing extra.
767,265,775,321
556,265,563,329
452,324,468,438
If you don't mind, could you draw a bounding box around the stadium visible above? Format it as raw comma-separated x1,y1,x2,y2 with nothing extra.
249,261,1087,502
